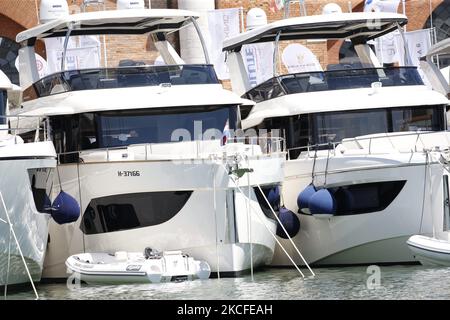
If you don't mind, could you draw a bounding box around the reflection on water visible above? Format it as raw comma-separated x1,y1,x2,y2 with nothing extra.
5,265,450,300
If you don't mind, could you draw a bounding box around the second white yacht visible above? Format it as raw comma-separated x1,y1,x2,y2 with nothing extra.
223,11,450,266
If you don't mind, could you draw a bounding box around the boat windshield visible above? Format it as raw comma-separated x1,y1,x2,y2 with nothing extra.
24,64,219,101
244,67,424,103
51,105,238,162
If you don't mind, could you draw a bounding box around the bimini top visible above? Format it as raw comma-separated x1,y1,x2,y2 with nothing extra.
16,9,199,44
223,12,407,51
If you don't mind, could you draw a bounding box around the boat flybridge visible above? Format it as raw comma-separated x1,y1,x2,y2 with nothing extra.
223,11,450,266
12,9,288,279
0,71,56,294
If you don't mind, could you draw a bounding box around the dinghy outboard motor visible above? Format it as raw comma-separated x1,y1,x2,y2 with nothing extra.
144,247,161,259
276,206,300,239
50,191,80,224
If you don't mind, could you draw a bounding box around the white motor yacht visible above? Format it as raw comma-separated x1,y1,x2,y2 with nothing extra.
0,71,56,287
223,12,450,266
12,9,286,279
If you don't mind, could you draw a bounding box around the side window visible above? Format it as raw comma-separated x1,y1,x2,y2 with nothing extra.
50,116,80,163
80,191,193,235
330,181,406,216
79,113,98,150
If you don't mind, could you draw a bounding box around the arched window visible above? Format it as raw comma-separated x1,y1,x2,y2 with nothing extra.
424,0,450,68
0,37,20,85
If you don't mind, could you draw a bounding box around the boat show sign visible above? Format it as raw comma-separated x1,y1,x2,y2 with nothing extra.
207,8,241,80
282,43,323,74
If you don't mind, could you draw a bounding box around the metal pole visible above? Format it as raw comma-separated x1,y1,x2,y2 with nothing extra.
61,22,75,71
213,168,220,279
402,0,407,31
256,184,315,277
224,167,306,278
240,7,245,33
273,31,282,77
191,17,210,64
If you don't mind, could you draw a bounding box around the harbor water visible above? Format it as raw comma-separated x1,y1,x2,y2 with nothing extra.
5,265,450,300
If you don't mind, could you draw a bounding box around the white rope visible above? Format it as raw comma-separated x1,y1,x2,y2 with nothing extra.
0,192,39,300
223,164,307,278
427,151,436,238
256,183,315,277
245,156,254,281
212,167,220,279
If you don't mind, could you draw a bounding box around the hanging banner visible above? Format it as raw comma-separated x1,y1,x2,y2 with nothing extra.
282,43,323,74
364,0,400,13
374,30,401,64
365,0,401,65
395,29,432,67
394,29,432,85
242,42,275,87
45,36,101,74
207,8,241,80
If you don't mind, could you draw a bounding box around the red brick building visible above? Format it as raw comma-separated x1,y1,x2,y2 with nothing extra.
0,0,448,85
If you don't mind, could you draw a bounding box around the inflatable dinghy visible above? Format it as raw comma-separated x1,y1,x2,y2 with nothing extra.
407,235,450,266
66,248,211,284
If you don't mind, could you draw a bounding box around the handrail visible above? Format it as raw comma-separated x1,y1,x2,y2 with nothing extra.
58,137,287,164
0,115,50,145
287,131,450,158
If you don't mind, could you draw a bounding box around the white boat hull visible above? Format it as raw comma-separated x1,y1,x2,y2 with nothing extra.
407,235,450,266
0,142,56,286
43,148,284,279
273,148,446,266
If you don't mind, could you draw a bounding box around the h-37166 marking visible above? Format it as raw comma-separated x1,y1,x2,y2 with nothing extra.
117,171,141,177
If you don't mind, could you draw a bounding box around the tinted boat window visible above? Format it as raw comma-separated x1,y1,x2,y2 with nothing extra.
312,106,444,145
80,191,193,235
313,110,389,145
96,106,237,148
50,105,238,163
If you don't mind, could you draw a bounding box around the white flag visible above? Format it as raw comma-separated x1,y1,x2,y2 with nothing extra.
395,29,432,85
207,8,240,80
242,42,275,88
374,30,401,64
